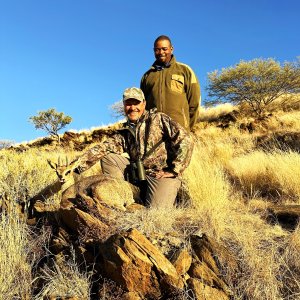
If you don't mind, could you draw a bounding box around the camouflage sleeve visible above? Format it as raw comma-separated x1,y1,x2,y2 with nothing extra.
160,113,194,175
75,133,125,172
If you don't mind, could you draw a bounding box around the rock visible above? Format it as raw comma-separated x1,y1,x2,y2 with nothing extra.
59,207,113,242
33,200,58,213
188,261,231,295
62,131,80,142
50,226,71,254
268,204,300,218
26,217,37,226
190,234,220,275
190,233,238,297
125,202,145,212
122,291,142,300
99,228,184,299
91,177,136,211
191,233,239,280
187,278,229,300
170,248,192,276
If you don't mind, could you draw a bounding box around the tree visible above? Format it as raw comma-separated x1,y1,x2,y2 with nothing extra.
29,108,72,143
110,100,125,119
207,58,300,116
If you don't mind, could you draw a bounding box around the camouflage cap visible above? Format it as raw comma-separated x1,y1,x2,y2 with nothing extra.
123,87,145,102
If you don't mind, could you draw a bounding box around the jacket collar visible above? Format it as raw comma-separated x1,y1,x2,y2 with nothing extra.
152,55,175,71
121,109,150,129
122,108,157,128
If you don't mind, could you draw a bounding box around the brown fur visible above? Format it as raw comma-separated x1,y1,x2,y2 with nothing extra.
31,160,140,213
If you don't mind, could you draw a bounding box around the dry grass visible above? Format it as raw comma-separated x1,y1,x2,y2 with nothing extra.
235,93,300,117
0,210,32,299
266,110,300,132
117,207,195,256
199,102,235,122
34,252,91,299
193,125,256,166
219,199,288,300
179,145,293,299
182,144,231,239
226,149,300,202
0,148,70,201
0,149,54,202
267,93,300,112
280,226,300,297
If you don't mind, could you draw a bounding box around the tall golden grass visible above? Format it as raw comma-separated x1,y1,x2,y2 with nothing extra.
0,210,31,299
33,253,91,299
0,149,59,202
266,110,300,132
226,150,300,202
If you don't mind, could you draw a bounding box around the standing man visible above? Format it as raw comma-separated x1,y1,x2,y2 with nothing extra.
140,35,201,132
70,87,193,209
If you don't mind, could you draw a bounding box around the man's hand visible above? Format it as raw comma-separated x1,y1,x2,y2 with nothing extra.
155,170,177,179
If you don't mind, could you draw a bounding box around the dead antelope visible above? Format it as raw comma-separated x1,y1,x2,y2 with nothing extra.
31,157,139,213
47,156,78,185
30,157,77,205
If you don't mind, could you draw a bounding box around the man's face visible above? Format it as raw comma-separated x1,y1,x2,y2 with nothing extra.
123,98,146,123
154,39,173,64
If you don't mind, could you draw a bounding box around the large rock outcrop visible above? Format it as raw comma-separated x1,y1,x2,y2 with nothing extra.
99,228,184,299
29,177,237,299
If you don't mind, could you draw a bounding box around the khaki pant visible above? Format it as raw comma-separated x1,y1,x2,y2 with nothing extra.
101,153,181,209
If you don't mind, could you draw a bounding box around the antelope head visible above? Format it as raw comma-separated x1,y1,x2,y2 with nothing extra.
47,157,75,184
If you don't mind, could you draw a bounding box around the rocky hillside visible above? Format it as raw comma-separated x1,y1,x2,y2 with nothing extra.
1,103,300,299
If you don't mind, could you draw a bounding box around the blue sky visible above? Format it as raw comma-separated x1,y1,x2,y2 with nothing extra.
1,0,299,143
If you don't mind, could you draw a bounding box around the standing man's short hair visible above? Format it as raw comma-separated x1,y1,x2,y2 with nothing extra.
154,35,172,46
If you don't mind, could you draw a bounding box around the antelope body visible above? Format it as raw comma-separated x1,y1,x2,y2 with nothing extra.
32,158,138,212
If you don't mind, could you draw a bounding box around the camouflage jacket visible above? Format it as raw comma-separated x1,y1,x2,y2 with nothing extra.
76,109,193,176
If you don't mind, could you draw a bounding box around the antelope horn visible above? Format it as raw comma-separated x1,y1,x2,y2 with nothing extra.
58,156,61,167
66,156,69,167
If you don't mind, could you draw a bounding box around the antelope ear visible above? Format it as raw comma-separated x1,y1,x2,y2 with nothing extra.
47,159,57,170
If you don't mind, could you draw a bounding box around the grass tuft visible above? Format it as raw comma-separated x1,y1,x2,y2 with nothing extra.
0,210,32,299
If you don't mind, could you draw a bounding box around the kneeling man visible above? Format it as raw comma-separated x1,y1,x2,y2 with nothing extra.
72,87,194,208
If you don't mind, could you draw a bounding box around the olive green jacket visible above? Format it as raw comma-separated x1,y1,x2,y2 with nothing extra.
75,109,193,176
140,55,201,131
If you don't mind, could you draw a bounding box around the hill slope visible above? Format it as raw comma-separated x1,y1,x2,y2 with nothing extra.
1,102,300,299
